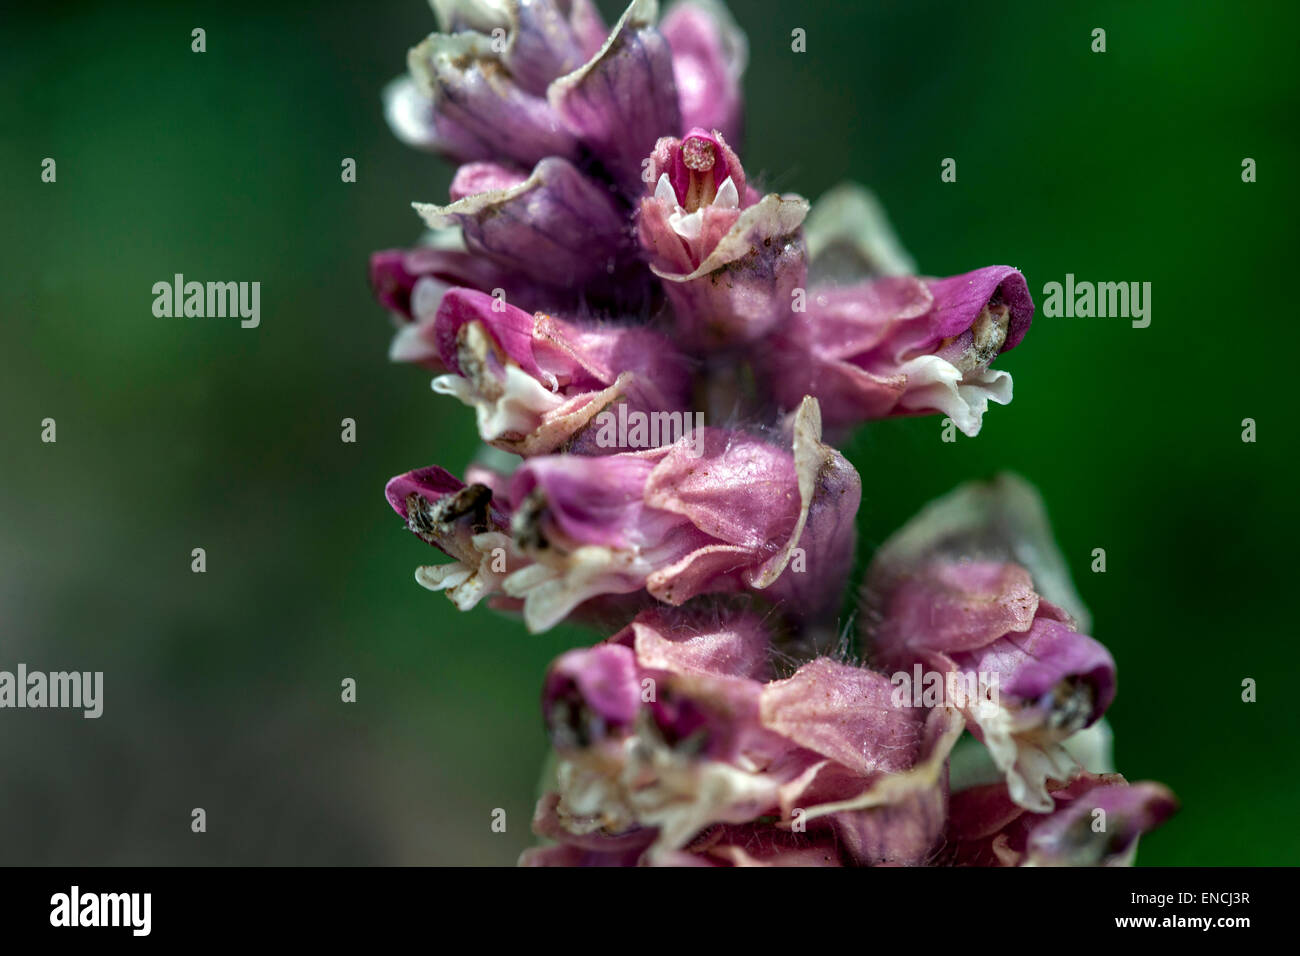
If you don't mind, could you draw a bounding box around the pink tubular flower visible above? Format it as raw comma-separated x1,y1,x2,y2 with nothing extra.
940,773,1178,866
426,288,691,455
863,474,1116,811
391,1,736,187
432,0,611,98
383,465,518,612
547,0,683,196
522,607,962,866
870,559,1115,812
369,242,560,368
385,398,858,632
414,157,638,293
639,127,755,264
638,128,808,348
765,265,1034,437
501,397,858,630
397,0,680,192
401,30,580,168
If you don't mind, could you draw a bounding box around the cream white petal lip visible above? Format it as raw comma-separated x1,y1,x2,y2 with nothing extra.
896,355,1013,437
432,364,567,442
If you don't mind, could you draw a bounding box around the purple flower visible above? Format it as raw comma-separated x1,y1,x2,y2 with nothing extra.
403,30,579,167
548,0,682,195
503,397,857,630
432,0,611,97
863,474,1116,811
523,607,961,866
427,287,691,455
381,1,763,333
369,241,556,367
764,265,1034,437
870,559,1115,811
385,398,858,632
383,465,517,611
941,773,1178,866
390,1,740,185
413,157,637,293
639,127,808,348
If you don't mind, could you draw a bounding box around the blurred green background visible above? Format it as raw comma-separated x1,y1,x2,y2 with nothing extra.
2,0,1296,865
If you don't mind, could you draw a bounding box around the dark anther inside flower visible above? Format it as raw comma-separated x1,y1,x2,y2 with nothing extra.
932,302,1010,375
405,483,493,541
510,487,553,554
1040,677,1097,735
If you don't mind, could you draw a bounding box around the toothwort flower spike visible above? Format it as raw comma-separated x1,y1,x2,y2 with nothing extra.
369,0,1175,865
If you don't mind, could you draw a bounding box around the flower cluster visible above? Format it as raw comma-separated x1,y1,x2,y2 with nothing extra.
371,0,1174,865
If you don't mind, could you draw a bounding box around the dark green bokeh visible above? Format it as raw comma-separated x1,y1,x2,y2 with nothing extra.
2,0,1295,865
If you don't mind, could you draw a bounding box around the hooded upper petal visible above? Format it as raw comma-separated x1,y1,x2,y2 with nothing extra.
766,266,1033,436
414,156,635,291
429,288,691,455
